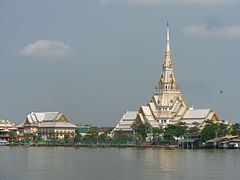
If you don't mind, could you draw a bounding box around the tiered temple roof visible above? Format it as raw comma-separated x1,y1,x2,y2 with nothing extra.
112,23,220,134
23,112,77,128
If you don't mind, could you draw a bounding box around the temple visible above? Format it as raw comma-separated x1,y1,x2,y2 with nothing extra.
17,112,78,139
112,23,220,134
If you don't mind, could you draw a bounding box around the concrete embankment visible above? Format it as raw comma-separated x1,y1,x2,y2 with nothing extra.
9,143,178,148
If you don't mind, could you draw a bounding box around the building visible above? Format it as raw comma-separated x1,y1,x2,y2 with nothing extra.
18,112,78,139
0,120,17,141
112,23,220,134
76,125,91,136
181,132,202,149
112,111,137,134
206,136,240,149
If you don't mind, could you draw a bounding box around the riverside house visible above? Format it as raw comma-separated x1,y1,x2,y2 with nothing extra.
206,136,240,149
0,120,17,141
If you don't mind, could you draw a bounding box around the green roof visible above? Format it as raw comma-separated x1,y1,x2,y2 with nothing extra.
76,127,90,133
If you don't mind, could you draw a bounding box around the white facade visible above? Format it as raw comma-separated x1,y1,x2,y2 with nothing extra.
112,111,138,134
112,23,220,134
19,112,78,139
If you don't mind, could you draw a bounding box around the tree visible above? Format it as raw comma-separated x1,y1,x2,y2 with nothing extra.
187,126,200,133
74,129,82,141
131,133,142,141
164,123,187,140
163,125,176,140
132,124,150,140
88,128,99,140
152,128,164,135
218,123,229,137
98,133,108,141
201,122,219,141
200,121,232,141
231,123,240,136
192,122,200,126
104,128,114,135
74,134,82,142
82,127,99,141
8,131,17,143
114,131,128,143
64,134,70,142
24,134,31,141
152,128,164,143
33,134,42,141
98,128,113,141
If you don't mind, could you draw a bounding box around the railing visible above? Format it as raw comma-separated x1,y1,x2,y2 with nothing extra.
18,140,147,144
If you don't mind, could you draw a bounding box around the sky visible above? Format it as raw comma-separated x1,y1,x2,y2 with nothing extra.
0,0,240,126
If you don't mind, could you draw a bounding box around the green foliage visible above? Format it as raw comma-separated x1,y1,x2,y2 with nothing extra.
152,128,164,135
104,128,114,135
201,122,218,141
132,133,142,141
98,133,108,141
64,134,70,142
132,124,150,140
192,122,200,126
8,131,17,142
151,128,164,143
231,123,240,136
114,131,127,143
74,128,82,141
82,134,96,141
33,134,42,141
75,128,81,135
152,136,164,143
82,127,99,141
187,126,200,133
98,128,113,141
218,123,229,137
74,134,82,141
201,121,231,141
164,123,187,139
24,134,31,141
87,128,99,136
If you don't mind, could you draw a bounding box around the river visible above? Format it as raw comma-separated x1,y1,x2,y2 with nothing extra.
0,146,239,180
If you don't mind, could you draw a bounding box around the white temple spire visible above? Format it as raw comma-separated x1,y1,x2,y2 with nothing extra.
165,22,170,57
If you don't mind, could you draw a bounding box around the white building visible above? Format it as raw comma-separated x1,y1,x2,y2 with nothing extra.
112,23,220,134
18,112,78,139
0,120,17,140
112,111,138,134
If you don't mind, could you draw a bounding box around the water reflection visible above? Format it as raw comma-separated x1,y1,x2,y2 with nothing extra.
0,147,240,180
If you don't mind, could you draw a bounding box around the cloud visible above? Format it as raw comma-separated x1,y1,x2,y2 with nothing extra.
19,40,74,58
183,25,240,38
100,0,236,4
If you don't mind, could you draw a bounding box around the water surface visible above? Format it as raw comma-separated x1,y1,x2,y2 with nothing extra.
0,147,239,180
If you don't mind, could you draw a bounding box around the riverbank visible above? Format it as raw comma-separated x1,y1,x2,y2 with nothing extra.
9,142,178,148
7,142,240,149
